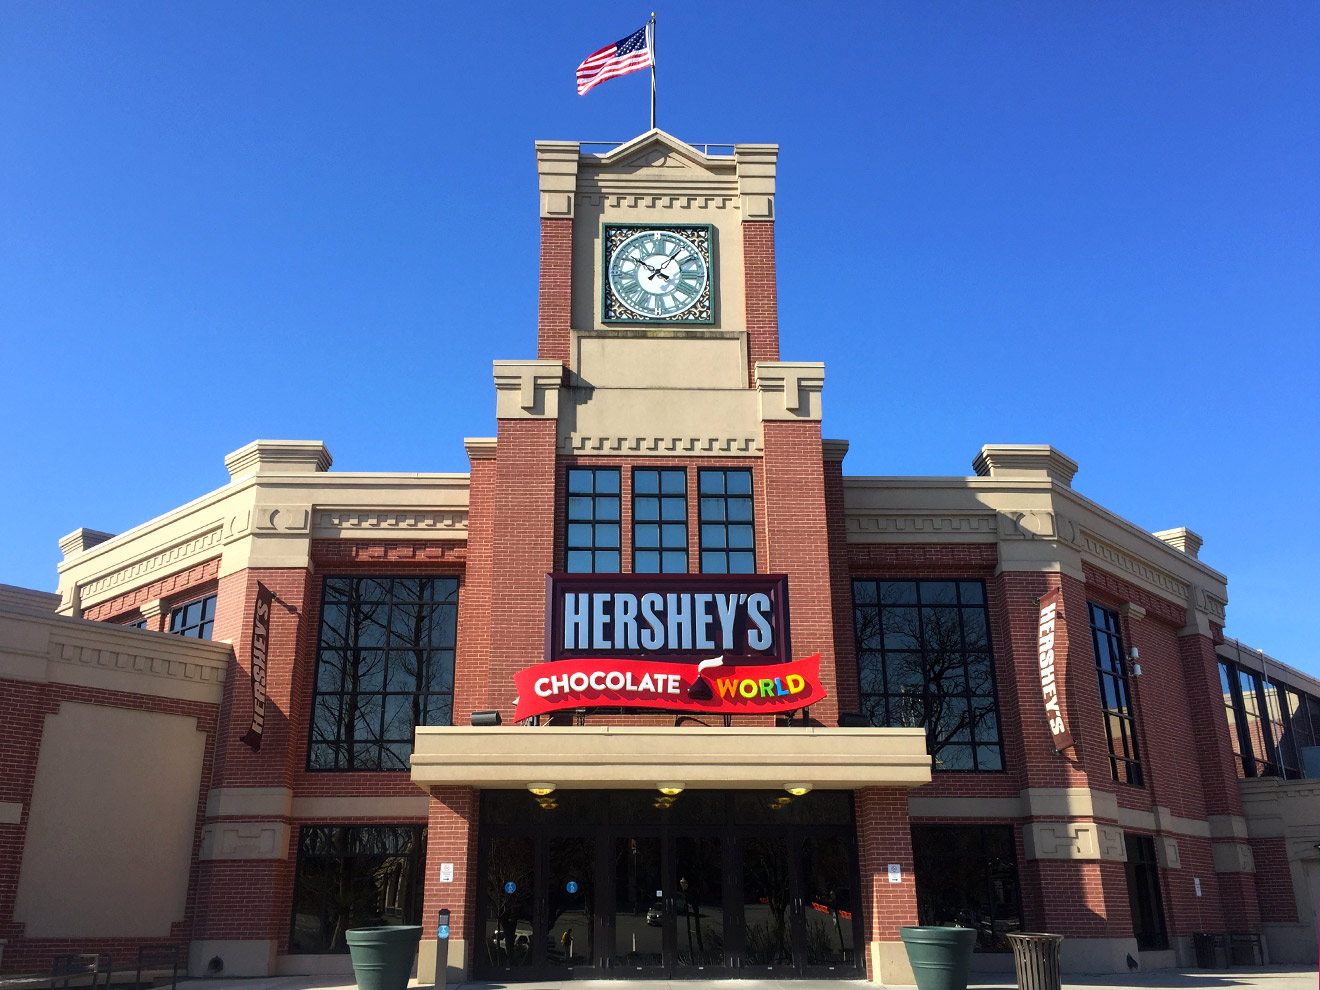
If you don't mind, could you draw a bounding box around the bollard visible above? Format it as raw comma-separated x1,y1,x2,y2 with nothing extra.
434,909,451,990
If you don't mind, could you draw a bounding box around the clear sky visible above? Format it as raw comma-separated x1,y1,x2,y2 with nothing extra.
2,2,1316,673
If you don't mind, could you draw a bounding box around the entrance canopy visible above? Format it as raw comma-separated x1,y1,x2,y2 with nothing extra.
410,725,931,791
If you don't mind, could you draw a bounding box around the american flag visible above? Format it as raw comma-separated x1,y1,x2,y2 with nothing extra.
576,26,653,96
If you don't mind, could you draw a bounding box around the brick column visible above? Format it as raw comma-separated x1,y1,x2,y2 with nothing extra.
419,787,479,981
742,222,779,384
537,218,573,365
454,440,496,717
856,787,918,983
761,420,838,724
1176,627,1261,930
822,442,859,718
192,566,315,976
487,418,559,716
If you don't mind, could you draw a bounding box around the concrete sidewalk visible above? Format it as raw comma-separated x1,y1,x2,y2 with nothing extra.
168,968,1319,990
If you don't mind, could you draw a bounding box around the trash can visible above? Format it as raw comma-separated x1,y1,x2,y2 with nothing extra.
1006,932,1064,990
345,925,423,990
1193,932,1228,968
899,926,977,990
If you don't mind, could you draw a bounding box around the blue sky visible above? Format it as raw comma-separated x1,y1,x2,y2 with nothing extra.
2,2,1316,673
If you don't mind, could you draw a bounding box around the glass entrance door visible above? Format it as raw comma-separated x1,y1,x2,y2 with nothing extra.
613,835,666,974
799,834,862,975
673,834,726,974
483,836,535,974
741,835,795,972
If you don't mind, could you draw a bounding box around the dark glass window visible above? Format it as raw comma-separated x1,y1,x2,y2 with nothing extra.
1123,834,1169,950
852,580,1003,771
911,825,1021,951
1264,679,1303,779
169,594,215,639
566,468,621,573
698,469,755,573
1236,667,1274,777
632,468,687,573
1220,662,1252,778
1088,602,1142,787
308,577,458,772
289,825,426,953
127,618,149,630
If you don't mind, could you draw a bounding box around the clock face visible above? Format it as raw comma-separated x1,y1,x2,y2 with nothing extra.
603,225,713,324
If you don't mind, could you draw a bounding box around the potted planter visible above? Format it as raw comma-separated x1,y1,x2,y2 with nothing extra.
345,925,423,990
899,926,977,990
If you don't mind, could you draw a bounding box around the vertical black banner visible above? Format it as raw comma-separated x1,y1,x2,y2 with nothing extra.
239,582,274,752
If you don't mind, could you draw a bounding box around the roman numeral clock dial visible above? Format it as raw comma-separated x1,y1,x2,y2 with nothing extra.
603,225,713,325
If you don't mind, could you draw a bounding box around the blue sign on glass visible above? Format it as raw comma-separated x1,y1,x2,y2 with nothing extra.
437,924,450,940
504,881,517,894
566,881,579,894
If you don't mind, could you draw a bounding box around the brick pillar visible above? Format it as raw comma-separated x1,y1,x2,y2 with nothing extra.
454,443,496,717
761,420,838,724
992,570,1138,953
192,566,315,976
856,787,918,983
1175,628,1261,930
419,787,479,981
487,419,559,717
742,221,779,384
822,445,859,718
537,218,573,366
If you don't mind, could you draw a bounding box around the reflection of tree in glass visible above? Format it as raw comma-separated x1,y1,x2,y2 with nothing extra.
486,839,534,966
855,582,999,770
743,841,791,964
293,826,423,953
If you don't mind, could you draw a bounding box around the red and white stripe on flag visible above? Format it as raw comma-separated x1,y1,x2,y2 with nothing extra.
576,25,652,96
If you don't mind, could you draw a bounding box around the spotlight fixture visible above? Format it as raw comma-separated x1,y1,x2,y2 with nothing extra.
526,783,556,796
657,783,685,796
784,783,813,796
470,710,502,726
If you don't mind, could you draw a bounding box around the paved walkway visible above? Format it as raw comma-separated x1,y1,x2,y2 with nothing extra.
169,968,1319,990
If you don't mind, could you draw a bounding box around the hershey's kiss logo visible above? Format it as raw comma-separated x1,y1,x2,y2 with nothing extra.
687,656,725,702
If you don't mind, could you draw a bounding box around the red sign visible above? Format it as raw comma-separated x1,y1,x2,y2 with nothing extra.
1037,589,1074,752
513,653,825,722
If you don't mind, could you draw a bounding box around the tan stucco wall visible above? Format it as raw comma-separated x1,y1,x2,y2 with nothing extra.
14,702,207,937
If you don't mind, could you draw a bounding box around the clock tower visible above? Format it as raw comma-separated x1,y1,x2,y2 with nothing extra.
479,128,838,727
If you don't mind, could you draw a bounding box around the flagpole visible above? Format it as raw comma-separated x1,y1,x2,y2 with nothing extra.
649,12,657,130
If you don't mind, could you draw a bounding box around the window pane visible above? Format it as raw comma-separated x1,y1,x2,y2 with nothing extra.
661,550,687,573
856,581,1003,773
308,578,457,771
634,470,658,494
635,550,660,573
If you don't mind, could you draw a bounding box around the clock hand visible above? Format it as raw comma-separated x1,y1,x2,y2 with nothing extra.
628,254,664,276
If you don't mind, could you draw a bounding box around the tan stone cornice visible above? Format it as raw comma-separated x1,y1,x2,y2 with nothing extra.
411,725,931,791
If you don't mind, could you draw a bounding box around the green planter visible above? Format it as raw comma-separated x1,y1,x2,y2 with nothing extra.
345,925,423,990
900,926,977,990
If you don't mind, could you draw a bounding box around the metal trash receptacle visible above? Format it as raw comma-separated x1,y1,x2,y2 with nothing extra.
1006,933,1064,990
1193,932,1228,968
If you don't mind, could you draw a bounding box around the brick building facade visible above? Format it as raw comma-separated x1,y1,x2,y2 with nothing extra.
2,130,1317,982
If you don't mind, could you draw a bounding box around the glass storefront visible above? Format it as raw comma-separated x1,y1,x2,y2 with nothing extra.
910,825,1022,952
477,790,862,980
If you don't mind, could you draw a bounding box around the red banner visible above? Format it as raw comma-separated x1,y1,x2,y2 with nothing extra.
513,653,825,722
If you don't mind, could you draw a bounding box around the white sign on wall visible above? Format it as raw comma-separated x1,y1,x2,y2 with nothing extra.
1194,877,1202,897
888,863,902,884
440,862,454,883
